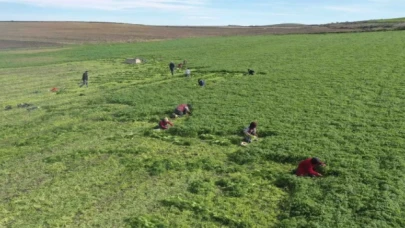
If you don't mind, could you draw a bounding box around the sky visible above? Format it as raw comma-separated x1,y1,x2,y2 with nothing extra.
0,0,404,26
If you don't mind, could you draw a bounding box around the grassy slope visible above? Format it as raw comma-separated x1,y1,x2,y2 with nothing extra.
1,31,405,227
367,17,405,23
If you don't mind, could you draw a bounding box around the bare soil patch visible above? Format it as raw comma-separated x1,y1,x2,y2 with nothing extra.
0,39,62,50
0,22,355,49
0,20,402,49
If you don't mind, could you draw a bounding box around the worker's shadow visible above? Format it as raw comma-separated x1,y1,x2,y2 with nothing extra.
192,66,210,70
201,69,267,76
232,125,278,136
244,72,266,76
147,110,176,123
259,130,278,137
235,128,278,138
206,69,246,74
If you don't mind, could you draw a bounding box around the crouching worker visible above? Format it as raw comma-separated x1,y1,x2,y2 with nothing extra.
296,157,326,177
159,117,173,130
198,79,205,87
185,68,191,77
173,104,192,117
243,122,258,143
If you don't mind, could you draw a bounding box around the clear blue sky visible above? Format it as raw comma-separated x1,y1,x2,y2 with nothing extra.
0,0,404,26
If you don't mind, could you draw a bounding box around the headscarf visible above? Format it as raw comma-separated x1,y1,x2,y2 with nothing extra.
249,122,257,129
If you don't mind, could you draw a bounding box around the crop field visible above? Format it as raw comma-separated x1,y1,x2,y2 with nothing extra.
0,21,359,49
1,31,405,227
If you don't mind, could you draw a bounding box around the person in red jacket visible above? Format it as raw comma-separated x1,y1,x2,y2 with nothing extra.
296,157,326,177
173,103,192,117
159,117,173,130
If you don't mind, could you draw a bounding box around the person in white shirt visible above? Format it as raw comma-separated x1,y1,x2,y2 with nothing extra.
185,68,191,77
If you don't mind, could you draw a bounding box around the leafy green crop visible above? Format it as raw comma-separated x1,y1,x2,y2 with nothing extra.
1,31,405,227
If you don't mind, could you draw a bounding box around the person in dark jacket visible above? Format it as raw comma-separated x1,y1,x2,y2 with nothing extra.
173,104,192,117
296,157,326,177
198,79,205,87
169,62,175,76
80,71,88,87
159,117,173,130
243,122,258,143
248,69,255,75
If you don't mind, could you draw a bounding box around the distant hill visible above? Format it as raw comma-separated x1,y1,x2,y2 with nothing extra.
265,23,307,27
322,17,405,31
366,17,405,23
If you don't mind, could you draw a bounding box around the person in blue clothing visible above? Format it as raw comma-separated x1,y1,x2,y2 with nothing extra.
198,79,205,87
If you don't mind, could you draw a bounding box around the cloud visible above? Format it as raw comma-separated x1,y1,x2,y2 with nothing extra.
324,5,376,13
368,0,405,4
186,16,218,20
255,1,308,7
368,0,393,2
0,0,208,11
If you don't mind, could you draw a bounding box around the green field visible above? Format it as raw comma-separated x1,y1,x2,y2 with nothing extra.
1,31,405,227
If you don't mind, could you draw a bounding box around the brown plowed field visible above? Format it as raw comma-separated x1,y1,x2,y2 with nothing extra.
0,40,62,50
0,21,360,50
1,20,401,50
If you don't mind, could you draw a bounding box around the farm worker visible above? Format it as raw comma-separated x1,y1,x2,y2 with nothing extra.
159,117,173,130
169,62,175,76
296,157,326,177
80,71,88,87
185,68,191,77
248,69,255,75
198,79,205,87
173,104,192,117
243,122,258,143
